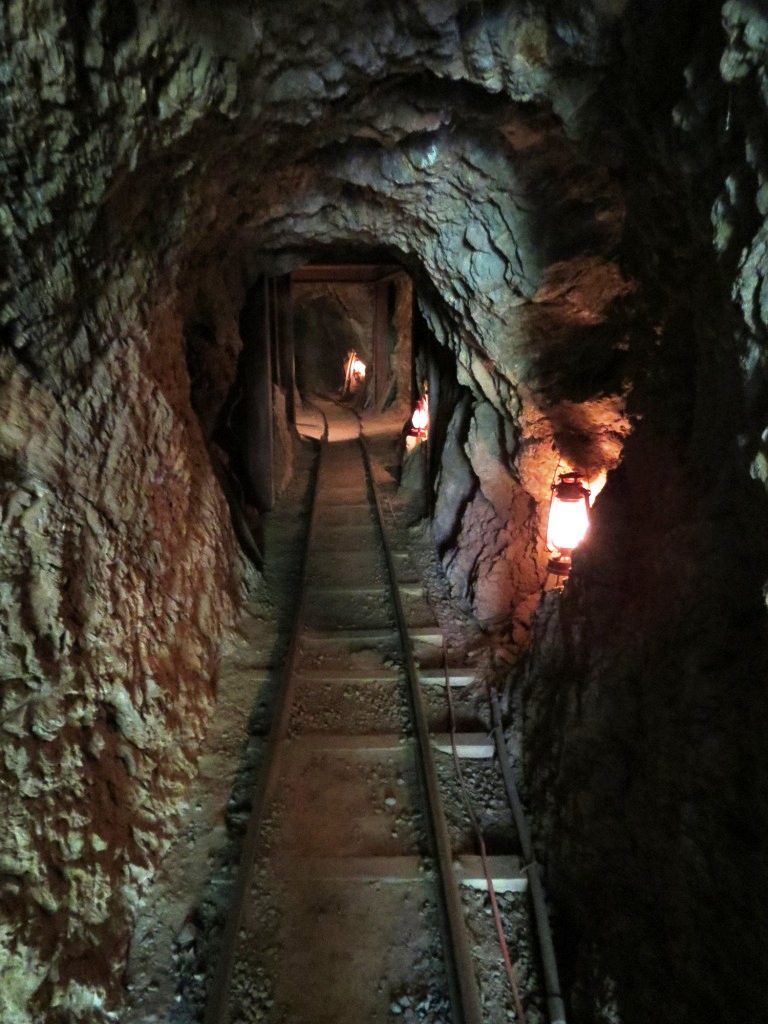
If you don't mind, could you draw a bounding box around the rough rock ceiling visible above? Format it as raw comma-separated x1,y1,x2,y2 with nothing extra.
4,1,629,398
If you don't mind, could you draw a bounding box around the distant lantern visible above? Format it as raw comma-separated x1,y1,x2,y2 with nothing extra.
410,394,429,439
546,471,590,575
343,350,366,394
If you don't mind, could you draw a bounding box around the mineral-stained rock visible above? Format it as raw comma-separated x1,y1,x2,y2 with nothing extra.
432,396,476,553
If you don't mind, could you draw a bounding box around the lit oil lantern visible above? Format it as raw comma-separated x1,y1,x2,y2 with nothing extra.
343,350,366,393
546,471,590,575
410,394,429,439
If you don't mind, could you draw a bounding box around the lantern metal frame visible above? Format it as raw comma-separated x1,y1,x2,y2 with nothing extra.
546,470,591,576
409,393,429,440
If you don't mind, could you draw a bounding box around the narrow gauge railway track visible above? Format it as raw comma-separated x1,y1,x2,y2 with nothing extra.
203,416,542,1024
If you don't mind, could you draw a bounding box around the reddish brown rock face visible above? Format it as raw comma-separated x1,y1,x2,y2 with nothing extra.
2,1,768,1022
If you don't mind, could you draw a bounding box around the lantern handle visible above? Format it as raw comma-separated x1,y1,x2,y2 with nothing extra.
551,470,590,495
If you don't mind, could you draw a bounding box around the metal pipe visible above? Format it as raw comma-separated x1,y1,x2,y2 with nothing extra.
490,688,567,1024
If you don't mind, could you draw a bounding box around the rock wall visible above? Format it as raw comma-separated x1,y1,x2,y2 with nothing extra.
516,4,768,1022
0,307,247,1018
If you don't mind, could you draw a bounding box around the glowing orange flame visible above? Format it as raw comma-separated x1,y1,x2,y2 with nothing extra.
546,473,591,554
343,350,366,393
411,395,429,436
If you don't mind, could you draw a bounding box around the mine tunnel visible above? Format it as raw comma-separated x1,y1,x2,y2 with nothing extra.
2,2,768,1023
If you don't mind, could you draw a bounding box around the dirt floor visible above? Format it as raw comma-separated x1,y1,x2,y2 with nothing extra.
123,402,545,1024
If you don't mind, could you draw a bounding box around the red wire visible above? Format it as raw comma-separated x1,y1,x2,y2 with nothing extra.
443,650,528,1024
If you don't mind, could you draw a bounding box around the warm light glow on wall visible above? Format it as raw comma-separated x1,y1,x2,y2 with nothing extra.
587,470,607,502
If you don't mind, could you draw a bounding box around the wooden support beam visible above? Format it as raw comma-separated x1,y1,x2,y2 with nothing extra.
278,275,296,425
418,668,475,687
275,854,527,892
240,278,275,510
373,278,390,407
270,276,281,388
431,733,495,758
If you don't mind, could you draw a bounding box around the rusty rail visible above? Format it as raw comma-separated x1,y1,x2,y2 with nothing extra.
359,433,483,1024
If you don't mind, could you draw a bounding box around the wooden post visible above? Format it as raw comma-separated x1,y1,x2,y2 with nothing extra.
240,278,275,511
372,279,389,406
277,275,297,425
270,277,281,388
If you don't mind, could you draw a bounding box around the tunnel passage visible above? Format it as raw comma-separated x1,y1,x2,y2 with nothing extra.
183,260,417,540
292,263,413,408
2,3,768,1024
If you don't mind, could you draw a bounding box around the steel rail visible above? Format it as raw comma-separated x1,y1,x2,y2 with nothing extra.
203,431,327,1024
358,433,483,1024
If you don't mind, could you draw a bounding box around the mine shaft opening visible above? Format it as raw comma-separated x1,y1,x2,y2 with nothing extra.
182,255,460,571
292,262,413,413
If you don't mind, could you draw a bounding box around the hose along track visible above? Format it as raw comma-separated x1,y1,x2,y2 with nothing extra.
204,413,539,1024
